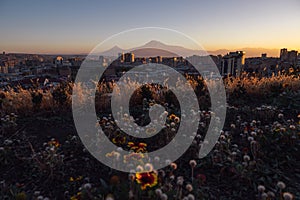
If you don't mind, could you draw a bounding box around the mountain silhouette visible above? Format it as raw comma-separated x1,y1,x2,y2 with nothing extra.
99,40,281,58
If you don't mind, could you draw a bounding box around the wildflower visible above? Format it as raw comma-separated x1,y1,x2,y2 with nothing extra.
154,156,160,162
158,170,165,177
146,127,157,135
155,188,162,196
160,193,168,200
105,194,114,200
3,139,13,146
127,142,147,153
177,179,183,185
189,160,197,168
48,140,60,148
128,173,135,181
165,159,172,165
123,152,144,163
83,183,91,190
186,184,193,192
174,116,180,123
105,151,121,160
289,125,296,130
220,135,226,140
250,131,257,136
187,194,195,200
135,171,158,190
261,192,268,200
128,190,134,199
257,185,265,192
112,134,126,145
267,191,275,198
144,163,153,172
283,192,293,200
37,196,44,200
169,114,177,120
136,165,144,172
277,181,286,189
170,162,177,170
243,155,250,162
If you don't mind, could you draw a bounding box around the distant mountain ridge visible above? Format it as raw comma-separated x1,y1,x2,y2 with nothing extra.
100,40,282,58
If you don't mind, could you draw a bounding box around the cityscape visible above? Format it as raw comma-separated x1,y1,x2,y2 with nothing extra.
1,45,299,89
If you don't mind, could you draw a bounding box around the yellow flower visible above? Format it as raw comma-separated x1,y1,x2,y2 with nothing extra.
136,171,158,190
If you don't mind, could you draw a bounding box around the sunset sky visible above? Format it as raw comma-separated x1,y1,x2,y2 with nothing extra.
0,0,300,54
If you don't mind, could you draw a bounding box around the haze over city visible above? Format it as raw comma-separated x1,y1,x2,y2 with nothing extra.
1,0,300,55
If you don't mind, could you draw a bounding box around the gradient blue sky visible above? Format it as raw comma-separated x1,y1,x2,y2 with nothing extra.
1,0,300,54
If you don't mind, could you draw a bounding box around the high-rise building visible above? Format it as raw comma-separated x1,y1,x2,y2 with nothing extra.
280,48,288,61
124,53,134,63
220,51,245,76
280,48,298,66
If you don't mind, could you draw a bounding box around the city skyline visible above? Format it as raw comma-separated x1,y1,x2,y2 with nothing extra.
1,0,300,54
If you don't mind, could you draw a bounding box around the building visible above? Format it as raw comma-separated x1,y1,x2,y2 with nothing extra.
121,53,135,63
280,48,298,67
220,51,245,76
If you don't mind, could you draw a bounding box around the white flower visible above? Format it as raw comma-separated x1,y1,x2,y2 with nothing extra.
34,191,41,196
170,162,177,170
289,125,296,130
267,191,275,198
250,131,257,136
105,194,115,200
155,188,162,196
187,194,195,200
136,165,144,172
186,184,193,192
189,160,197,168
257,185,265,192
144,163,153,172
277,181,286,189
283,192,293,200
243,155,250,162
129,190,134,198
37,196,44,200
278,113,284,118
160,193,168,200
165,159,172,165
83,183,91,190
261,192,268,200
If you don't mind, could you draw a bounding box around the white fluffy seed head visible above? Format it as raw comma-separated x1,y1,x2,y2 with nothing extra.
283,192,293,200
189,160,197,168
277,181,286,189
257,185,265,192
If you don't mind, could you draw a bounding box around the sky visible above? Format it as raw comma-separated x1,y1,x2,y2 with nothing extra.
0,0,300,54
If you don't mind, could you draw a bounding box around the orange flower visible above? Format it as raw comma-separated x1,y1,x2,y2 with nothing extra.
128,142,147,153
136,171,158,190
169,114,177,121
48,140,60,148
112,134,126,145
123,152,144,163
